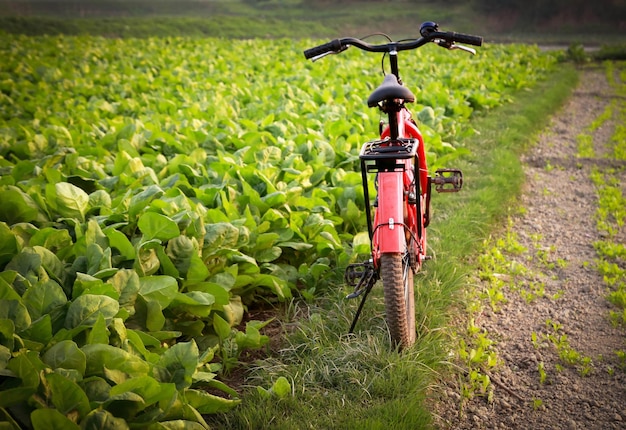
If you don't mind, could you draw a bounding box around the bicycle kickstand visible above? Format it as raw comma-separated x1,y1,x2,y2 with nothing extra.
345,261,379,333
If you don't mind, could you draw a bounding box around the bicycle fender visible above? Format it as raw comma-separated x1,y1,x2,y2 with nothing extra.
373,172,406,254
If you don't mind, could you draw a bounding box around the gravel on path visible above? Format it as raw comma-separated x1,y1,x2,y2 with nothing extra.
434,65,626,430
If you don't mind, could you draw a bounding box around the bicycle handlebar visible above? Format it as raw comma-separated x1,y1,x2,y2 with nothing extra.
303,23,482,60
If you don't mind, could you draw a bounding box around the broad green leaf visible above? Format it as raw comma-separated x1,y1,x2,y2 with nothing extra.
65,294,119,329
100,390,145,419
80,376,112,404
109,375,176,407
0,386,37,409
0,299,31,333
138,212,179,242
202,378,239,399
32,246,66,284
271,376,291,399
88,189,112,209
87,312,109,345
108,318,127,347
20,314,53,346
203,222,240,251
208,269,236,289
186,254,209,282
222,296,244,326
0,270,20,300
85,243,109,276
125,329,160,363
352,231,371,255
135,241,161,276
128,329,160,348
82,344,150,378
128,185,164,220
254,246,282,263
22,279,67,321
72,273,105,299
107,269,140,313
261,191,287,208
31,408,81,430
0,319,14,351
138,275,178,308
155,340,199,390
251,274,291,300
4,249,41,294
185,389,240,414
212,313,231,340
165,235,195,275
32,228,71,256
1,351,46,407
104,227,136,261
231,253,259,276
235,324,268,351
76,276,119,300
81,409,130,430
184,281,230,306
0,222,18,269
45,371,91,418
170,291,215,318
42,340,86,375
278,241,313,251
0,186,47,225
144,297,166,332
84,218,108,249
55,182,89,221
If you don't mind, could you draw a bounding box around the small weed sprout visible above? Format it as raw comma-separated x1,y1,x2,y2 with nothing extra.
538,361,548,384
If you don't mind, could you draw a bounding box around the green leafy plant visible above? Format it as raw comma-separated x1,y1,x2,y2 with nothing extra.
541,319,594,376
588,92,626,329
538,361,547,384
0,32,562,427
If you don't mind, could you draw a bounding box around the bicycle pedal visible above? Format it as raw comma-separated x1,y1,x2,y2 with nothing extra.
433,169,463,193
344,262,368,287
344,261,377,298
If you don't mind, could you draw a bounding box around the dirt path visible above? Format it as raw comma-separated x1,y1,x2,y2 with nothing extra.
435,65,626,429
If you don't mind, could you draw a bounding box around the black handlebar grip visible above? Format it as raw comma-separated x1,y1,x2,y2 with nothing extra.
303,39,344,59
447,32,483,47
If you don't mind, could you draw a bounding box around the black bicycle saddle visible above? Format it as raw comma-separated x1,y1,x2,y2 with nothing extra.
367,74,416,107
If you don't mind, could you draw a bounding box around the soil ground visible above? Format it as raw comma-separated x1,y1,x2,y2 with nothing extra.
434,66,626,429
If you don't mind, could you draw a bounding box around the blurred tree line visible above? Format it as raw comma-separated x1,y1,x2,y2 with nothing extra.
474,0,625,25
296,0,625,27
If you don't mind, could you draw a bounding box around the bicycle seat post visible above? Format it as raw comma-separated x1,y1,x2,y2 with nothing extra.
388,49,402,142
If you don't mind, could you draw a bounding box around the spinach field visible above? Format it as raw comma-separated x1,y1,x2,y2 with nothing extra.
0,34,558,429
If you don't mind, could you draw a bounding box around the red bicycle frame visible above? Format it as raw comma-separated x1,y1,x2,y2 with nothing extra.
362,108,427,272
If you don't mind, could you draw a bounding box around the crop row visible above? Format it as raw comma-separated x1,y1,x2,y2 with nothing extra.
0,33,559,428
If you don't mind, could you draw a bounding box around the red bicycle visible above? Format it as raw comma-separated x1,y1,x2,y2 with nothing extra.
304,22,482,349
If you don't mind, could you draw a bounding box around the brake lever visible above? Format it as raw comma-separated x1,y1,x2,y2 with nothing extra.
310,45,350,62
435,40,476,55
450,44,476,55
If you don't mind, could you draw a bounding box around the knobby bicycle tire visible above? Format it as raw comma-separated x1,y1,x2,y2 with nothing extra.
380,252,416,349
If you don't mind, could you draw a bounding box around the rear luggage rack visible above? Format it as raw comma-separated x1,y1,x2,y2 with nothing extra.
360,137,418,160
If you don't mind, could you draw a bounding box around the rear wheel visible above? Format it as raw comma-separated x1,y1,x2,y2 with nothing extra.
380,252,416,349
